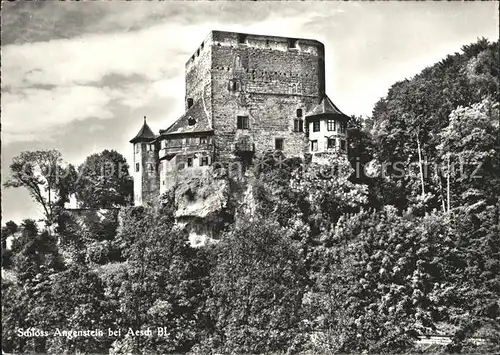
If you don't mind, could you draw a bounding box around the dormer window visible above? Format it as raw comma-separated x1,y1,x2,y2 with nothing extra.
188,116,196,126
187,98,193,109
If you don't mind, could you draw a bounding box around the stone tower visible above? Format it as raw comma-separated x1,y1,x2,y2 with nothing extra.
182,31,326,161
131,31,349,206
129,116,160,206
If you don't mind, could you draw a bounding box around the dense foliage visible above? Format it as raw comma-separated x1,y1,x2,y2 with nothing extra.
2,39,499,354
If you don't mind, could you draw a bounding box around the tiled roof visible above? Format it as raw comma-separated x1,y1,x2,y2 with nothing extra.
306,95,348,118
160,101,213,136
129,117,157,143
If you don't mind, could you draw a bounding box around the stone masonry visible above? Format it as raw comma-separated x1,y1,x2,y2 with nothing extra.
130,31,349,206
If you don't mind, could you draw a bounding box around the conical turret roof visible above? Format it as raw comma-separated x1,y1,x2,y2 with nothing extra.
306,95,348,119
129,116,157,143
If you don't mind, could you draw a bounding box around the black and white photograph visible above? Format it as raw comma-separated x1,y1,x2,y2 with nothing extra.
1,1,499,354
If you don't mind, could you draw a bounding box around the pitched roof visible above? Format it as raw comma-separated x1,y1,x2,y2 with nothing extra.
160,100,213,136
129,117,157,143
306,95,349,119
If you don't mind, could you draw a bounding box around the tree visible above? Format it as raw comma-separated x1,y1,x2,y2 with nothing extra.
110,194,210,354
75,150,133,208
3,150,77,226
203,214,308,354
436,99,500,212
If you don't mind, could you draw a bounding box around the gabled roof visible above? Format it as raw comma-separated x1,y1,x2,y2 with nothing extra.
130,117,157,143
159,101,213,136
306,95,349,119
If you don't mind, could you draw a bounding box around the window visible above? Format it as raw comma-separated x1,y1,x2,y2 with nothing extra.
135,163,140,172
237,115,249,129
327,138,336,149
188,116,196,126
313,121,320,132
135,144,140,153
187,157,193,167
339,122,347,134
200,136,208,144
200,156,210,166
148,163,154,172
294,119,303,132
275,138,284,151
147,144,154,151
340,139,347,151
296,108,303,118
311,140,318,152
327,119,336,131
238,33,247,44
288,38,298,48
229,79,239,91
187,98,193,109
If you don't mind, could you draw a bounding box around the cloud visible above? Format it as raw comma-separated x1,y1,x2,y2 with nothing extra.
1,86,114,144
1,5,336,146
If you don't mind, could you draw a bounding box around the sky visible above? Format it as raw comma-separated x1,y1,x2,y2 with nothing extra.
1,1,498,224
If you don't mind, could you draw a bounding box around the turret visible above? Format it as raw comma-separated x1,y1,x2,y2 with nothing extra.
305,95,349,157
129,116,160,206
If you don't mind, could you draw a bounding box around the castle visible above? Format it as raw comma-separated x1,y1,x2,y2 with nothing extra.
130,31,349,206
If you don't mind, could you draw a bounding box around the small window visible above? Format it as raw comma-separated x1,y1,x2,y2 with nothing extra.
135,144,140,153
275,138,284,151
148,163,154,172
327,120,336,131
200,156,210,166
178,163,185,170
135,163,140,172
188,116,196,126
294,119,303,132
200,136,208,144
296,109,303,118
288,39,298,48
229,79,239,91
313,121,320,132
311,140,318,152
327,138,336,149
187,157,193,167
147,144,154,151
238,33,247,44
340,139,347,151
237,115,249,129
187,98,193,109
339,122,347,134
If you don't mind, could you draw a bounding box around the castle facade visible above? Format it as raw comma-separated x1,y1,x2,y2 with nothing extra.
130,31,349,206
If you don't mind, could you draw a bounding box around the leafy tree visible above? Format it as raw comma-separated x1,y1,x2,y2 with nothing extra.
436,99,500,212
75,150,133,208
202,214,308,354
110,194,210,353
3,150,77,226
